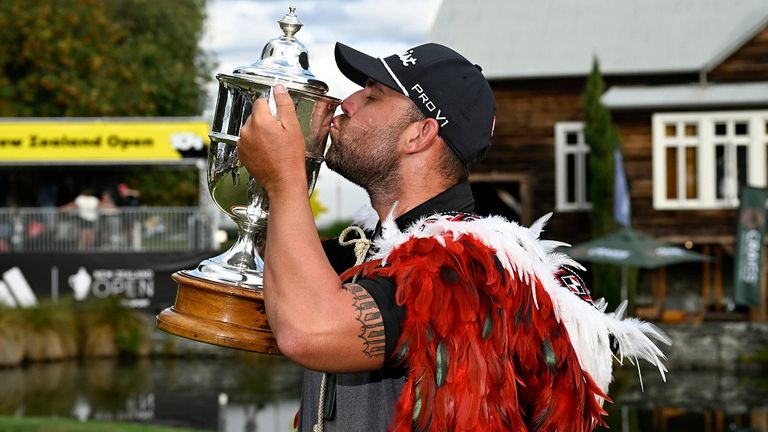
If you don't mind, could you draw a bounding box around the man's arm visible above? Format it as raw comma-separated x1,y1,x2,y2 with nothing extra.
238,85,385,372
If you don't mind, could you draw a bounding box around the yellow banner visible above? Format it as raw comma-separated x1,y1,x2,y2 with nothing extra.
0,119,210,162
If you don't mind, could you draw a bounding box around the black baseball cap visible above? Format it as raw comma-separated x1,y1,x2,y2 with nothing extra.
334,42,496,166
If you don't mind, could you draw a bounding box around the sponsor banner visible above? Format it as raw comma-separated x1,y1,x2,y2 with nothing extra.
734,186,768,305
0,251,215,313
0,118,209,162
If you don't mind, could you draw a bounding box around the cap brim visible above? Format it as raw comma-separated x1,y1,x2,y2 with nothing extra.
334,42,400,93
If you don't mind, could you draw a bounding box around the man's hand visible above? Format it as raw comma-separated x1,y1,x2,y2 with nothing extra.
237,84,307,194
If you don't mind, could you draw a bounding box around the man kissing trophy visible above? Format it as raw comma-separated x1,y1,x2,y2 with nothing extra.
157,7,340,354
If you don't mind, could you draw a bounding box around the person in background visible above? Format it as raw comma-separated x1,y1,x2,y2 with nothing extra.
97,190,121,248
116,182,141,207
60,189,99,248
115,182,142,247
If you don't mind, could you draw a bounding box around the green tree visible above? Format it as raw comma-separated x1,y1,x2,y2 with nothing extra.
0,0,214,205
0,0,213,117
583,59,622,306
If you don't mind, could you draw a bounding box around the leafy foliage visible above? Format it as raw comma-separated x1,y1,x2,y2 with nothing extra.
583,59,622,306
124,168,200,206
583,59,619,236
0,0,213,117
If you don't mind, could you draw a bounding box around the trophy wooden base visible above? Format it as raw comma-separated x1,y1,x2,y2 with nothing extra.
156,271,280,354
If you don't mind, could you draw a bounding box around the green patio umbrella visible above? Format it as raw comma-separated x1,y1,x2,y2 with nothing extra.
565,227,712,302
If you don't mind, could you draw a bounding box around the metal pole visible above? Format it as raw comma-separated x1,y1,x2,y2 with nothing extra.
621,265,628,303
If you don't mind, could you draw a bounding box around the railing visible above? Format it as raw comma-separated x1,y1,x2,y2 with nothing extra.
0,207,215,253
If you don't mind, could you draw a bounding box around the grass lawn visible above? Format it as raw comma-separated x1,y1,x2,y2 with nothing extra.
0,416,202,432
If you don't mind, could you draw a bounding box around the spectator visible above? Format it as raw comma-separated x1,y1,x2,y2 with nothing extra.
116,183,141,248
98,191,121,247
60,189,99,248
116,182,140,207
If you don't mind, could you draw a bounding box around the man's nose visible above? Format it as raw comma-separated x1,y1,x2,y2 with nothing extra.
340,98,352,116
340,89,365,116
340,96,356,117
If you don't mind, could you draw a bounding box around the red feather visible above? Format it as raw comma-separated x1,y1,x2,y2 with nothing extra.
360,232,608,432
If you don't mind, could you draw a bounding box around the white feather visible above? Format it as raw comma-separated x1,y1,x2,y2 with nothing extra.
351,205,379,231
529,212,552,239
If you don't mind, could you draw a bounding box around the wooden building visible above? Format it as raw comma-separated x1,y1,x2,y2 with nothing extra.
431,0,768,319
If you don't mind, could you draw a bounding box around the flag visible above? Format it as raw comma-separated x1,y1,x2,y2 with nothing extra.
614,149,631,227
734,186,767,305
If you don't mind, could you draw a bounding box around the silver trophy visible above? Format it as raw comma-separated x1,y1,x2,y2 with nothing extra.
157,7,341,353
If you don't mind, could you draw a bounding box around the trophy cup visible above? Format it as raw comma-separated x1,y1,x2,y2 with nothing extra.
156,7,341,354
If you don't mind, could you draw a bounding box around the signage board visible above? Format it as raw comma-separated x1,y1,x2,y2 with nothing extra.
0,118,209,162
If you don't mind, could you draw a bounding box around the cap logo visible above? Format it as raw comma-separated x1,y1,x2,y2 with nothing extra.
411,84,449,127
398,50,417,67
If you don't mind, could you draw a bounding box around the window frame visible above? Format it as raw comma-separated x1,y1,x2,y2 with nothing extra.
652,110,768,210
554,121,592,212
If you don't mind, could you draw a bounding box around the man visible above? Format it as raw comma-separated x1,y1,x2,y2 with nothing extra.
238,43,668,431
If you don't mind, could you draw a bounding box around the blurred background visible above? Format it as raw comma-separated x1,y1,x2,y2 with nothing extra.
1,0,768,431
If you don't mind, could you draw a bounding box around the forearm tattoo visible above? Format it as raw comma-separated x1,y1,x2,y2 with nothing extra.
345,284,386,358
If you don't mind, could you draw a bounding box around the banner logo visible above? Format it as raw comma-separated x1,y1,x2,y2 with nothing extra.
0,267,38,308
69,267,92,301
171,132,204,151
410,84,449,127
67,266,155,308
398,50,417,66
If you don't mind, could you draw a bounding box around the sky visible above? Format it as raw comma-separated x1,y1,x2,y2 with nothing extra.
201,0,443,227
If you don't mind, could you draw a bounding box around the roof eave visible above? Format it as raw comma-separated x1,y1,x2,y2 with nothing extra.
485,68,700,82
604,100,768,111
701,15,768,74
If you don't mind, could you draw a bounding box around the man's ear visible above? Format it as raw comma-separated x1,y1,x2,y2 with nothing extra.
402,117,441,155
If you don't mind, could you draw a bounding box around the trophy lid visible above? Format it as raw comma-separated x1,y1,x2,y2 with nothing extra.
230,7,329,94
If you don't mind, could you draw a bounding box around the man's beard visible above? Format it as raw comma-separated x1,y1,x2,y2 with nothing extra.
325,118,405,197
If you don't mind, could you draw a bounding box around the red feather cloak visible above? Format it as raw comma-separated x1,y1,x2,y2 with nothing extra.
341,213,669,432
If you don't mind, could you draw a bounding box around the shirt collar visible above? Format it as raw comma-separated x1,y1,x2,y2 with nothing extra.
373,181,475,235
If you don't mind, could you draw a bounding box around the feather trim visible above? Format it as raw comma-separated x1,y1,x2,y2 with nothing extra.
554,287,669,392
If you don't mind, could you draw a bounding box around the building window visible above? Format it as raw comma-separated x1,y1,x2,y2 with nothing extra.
653,111,768,209
765,119,768,186
555,122,591,211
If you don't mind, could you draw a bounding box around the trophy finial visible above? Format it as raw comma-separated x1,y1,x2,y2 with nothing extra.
279,6,303,38
232,6,329,93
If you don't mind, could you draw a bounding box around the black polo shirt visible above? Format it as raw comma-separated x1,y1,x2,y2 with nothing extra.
321,180,475,360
